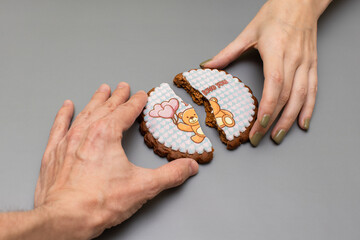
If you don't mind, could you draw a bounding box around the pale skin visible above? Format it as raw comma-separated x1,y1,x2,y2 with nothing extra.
0,0,332,239
0,82,199,240
202,0,332,145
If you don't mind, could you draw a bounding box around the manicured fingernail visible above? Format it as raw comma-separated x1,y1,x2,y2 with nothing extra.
260,114,270,128
199,58,212,68
189,160,199,176
250,132,264,147
63,100,72,106
273,129,287,145
98,84,109,92
117,82,128,89
303,118,310,130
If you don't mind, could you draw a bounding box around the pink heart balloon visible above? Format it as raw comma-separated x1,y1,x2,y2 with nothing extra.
158,105,175,118
168,98,179,111
161,98,179,112
149,104,162,117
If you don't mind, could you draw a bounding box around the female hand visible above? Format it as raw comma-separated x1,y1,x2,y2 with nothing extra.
201,0,331,146
34,83,198,239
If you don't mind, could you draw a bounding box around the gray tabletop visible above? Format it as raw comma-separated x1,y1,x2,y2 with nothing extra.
1,0,360,239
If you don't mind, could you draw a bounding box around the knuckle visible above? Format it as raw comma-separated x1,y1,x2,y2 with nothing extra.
171,168,185,186
52,122,67,134
218,48,233,63
78,110,91,120
281,113,296,125
91,92,101,100
105,100,118,110
89,119,110,136
311,55,318,65
267,71,283,85
296,86,308,100
223,53,233,64
289,52,302,66
75,147,88,162
121,104,139,119
262,97,277,108
278,92,290,105
309,85,318,95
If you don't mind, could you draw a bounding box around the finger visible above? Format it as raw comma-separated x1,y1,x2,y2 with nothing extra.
249,78,293,147
104,82,131,110
257,50,285,129
200,28,256,69
298,66,317,130
151,158,198,195
47,100,74,148
271,65,309,144
71,84,111,128
83,84,111,112
113,90,148,132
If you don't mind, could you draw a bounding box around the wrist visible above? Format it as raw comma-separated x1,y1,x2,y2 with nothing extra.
0,208,76,240
289,0,332,19
37,203,98,240
301,0,332,18
264,0,331,28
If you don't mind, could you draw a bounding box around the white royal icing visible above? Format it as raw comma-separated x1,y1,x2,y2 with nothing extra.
143,83,213,154
183,69,256,141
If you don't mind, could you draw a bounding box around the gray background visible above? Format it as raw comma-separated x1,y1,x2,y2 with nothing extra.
0,0,359,239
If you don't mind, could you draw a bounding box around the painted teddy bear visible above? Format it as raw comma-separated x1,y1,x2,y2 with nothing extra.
209,97,235,128
177,108,205,143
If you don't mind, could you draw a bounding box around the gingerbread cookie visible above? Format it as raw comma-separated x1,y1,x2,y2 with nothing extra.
174,69,258,150
139,83,213,164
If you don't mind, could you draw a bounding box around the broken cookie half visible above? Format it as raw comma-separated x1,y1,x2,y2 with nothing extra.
139,83,213,164
174,69,258,150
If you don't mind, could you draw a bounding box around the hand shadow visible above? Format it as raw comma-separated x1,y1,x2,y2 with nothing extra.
94,183,188,239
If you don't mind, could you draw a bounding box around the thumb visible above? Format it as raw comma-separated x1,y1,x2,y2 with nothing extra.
200,28,256,69
152,158,199,193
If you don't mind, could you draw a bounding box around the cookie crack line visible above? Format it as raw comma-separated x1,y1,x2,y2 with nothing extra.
138,69,258,164
173,69,258,150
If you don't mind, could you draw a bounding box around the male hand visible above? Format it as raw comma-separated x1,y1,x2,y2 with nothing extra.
201,0,332,145
34,82,198,239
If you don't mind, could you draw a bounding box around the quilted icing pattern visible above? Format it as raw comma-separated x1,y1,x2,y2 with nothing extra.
143,83,212,154
183,69,256,141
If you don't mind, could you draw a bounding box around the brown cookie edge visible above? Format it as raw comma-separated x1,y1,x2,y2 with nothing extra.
138,88,214,164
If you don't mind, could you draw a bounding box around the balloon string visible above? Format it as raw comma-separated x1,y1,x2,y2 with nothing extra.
173,113,179,125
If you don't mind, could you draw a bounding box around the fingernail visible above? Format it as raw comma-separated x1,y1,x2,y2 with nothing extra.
199,58,212,68
273,129,287,145
98,84,109,92
63,100,72,106
117,82,128,89
260,114,270,128
303,118,310,130
250,132,264,147
189,160,199,176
